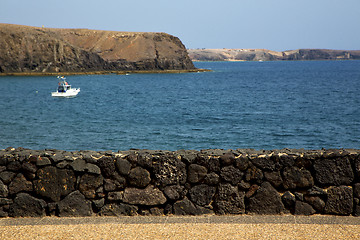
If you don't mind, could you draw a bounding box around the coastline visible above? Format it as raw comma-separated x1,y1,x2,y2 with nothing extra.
0,68,211,77
188,48,360,62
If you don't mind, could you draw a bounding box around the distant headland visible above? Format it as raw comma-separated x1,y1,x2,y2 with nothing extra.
0,23,198,75
188,48,360,61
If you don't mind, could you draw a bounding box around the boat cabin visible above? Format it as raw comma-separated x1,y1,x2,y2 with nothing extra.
57,81,71,92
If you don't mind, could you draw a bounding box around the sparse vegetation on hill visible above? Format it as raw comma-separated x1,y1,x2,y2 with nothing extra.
0,24,195,74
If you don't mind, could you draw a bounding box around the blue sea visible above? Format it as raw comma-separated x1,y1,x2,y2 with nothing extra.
1,61,360,151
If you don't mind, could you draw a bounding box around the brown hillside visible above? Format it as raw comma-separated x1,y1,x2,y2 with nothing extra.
188,48,360,61
0,24,195,74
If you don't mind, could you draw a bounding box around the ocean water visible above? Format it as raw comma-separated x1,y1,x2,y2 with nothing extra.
1,61,360,151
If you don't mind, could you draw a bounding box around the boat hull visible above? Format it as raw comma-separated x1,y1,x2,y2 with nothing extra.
51,88,80,97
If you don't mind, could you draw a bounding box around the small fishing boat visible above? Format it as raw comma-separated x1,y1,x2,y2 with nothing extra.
51,76,80,97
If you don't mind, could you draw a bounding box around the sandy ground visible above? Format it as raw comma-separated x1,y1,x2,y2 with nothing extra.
1,215,360,240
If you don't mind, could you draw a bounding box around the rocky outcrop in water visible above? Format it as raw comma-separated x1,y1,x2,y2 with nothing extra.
0,24,195,74
1,147,360,217
188,48,360,61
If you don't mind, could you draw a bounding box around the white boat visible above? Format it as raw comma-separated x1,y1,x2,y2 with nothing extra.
51,76,80,97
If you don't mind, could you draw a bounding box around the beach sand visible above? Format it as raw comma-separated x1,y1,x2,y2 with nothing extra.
1,215,359,239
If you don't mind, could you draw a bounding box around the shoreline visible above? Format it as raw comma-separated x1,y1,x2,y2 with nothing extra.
0,68,211,77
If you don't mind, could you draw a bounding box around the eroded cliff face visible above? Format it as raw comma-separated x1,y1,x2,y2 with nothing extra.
0,24,195,74
188,48,360,61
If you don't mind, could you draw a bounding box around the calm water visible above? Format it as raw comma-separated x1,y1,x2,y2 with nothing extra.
1,61,360,151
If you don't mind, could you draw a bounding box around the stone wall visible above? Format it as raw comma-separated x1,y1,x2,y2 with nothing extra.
1,147,360,217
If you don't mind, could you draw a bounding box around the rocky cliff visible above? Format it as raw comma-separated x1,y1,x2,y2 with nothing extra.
0,24,195,74
188,48,360,61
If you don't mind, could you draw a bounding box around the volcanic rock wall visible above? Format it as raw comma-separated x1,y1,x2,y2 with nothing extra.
0,24,195,74
1,147,360,217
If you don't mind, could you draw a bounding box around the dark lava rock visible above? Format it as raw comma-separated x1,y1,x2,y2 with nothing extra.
238,180,251,190
21,162,37,174
103,174,126,192
195,156,220,172
9,193,46,217
8,173,33,195
294,201,316,215
34,166,76,202
163,185,186,201
149,207,164,216
0,207,8,217
49,152,73,163
314,157,354,186
35,156,51,166
220,166,244,185
304,196,325,213
136,153,154,169
354,156,360,178
245,184,260,198
282,191,296,209
123,185,166,205
324,186,353,215
282,167,314,189
251,155,276,171
200,149,227,156
128,167,151,188
188,164,207,184
354,183,360,199
97,156,116,177
0,154,9,166
278,154,296,167
99,203,138,216
173,197,213,215
219,152,235,166
214,183,245,214
92,198,105,210
177,150,198,165
264,171,283,188
0,171,16,184
306,186,328,196
153,156,186,187
70,159,101,174
295,192,304,201
295,156,312,169
189,184,216,206
80,151,101,163
115,158,131,175
204,172,220,185
56,161,72,169
7,161,21,172
107,191,123,201
0,197,13,206
58,190,92,217
247,182,285,215
235,155,250,171
245,166,263,183
354,204,360,217
207,157,221,172
79,174,104,199
0,180,8,197
125,153,138,164
47,202,57,216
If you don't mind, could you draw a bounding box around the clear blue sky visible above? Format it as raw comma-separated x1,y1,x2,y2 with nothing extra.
1,0,359,51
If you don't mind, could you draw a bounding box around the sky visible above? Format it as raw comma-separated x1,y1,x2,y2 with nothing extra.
1,0,359,51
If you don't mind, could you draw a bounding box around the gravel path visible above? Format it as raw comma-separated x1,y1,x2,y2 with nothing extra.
1,215,359,239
